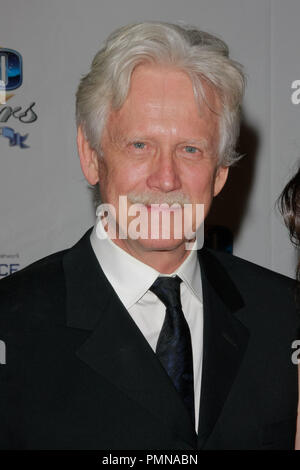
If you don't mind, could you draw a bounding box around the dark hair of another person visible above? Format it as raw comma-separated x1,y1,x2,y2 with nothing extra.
279,168,300,253
278,167,300,307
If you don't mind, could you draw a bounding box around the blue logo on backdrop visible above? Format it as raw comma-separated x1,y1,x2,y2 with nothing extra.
0,48,23,91
0,253,20,278
0,264,20,277
0,48,36,148
0,126,29,148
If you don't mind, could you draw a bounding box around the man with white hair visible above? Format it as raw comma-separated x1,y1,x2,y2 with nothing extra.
0,22,299,450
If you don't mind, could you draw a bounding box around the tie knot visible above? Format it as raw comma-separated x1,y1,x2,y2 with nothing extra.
150,275,182,309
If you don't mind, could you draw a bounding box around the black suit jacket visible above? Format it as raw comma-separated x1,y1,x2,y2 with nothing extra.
0,227,299,450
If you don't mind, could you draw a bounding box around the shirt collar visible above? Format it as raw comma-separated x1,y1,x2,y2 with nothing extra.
90,218,202,309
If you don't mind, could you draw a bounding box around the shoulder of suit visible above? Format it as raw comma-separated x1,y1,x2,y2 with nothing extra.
201,247,299,310
203,247,297,287
0,247,67,291
202,248,300,327
0,247,68,328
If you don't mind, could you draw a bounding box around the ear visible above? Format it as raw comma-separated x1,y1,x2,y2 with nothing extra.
77,125,99,185
213,165,229,197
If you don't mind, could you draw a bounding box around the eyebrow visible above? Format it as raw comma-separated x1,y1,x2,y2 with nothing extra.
117,134,209,146
110,129,211,152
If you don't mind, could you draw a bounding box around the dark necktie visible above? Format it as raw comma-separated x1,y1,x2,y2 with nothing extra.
150,275,195,427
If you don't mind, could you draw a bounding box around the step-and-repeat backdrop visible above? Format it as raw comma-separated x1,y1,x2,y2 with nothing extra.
1,0,300,279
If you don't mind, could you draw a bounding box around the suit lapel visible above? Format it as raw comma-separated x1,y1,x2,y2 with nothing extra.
197,248,249,448
63,228,197,448
62,228,249,449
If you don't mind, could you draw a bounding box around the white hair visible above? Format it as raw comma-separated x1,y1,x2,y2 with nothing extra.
76,21,246,167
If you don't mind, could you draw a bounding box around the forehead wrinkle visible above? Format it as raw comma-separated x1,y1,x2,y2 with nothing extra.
108,108,217,148
126,98,206,139
105,65,220,150
131,66,197,119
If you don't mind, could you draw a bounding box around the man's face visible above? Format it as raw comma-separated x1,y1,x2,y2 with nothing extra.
79,64,228,255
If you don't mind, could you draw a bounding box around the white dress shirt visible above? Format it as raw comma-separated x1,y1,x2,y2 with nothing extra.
90,219,203,433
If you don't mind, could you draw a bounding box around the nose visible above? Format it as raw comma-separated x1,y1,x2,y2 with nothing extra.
146,148,181,193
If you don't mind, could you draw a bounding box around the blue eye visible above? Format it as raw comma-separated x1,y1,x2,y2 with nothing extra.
133,142,146,149
185,146,198,153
